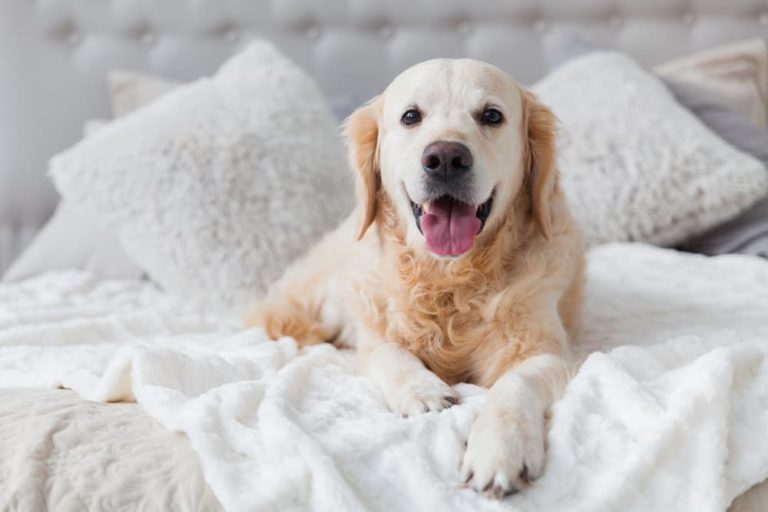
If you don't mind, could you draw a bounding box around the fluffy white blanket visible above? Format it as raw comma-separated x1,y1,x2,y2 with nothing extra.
1,244,767,512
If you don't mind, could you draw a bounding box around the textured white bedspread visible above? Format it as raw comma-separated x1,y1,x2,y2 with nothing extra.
0,243,767,512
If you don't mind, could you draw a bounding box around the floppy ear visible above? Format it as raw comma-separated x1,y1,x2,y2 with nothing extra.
521,90,558,240
344,96,381,240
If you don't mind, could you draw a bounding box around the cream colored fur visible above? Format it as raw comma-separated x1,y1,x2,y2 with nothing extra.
246,58,585,498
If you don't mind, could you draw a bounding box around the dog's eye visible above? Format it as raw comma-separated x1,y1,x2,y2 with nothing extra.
480,108,504,126
401,109,422,126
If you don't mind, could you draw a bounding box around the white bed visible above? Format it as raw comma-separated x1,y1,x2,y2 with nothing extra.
1,244,767,511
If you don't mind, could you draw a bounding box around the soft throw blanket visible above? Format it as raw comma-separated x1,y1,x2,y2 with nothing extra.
0,243,766,512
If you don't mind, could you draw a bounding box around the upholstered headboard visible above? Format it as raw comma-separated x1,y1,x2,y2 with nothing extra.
2,0,768,271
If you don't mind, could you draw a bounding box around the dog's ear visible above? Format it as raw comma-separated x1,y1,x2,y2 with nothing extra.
521,90,558,240
344,96,382,240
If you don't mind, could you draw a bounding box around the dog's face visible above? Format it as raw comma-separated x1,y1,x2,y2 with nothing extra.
346,58,557,258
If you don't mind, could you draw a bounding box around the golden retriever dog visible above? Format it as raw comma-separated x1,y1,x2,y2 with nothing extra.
246,58,585,498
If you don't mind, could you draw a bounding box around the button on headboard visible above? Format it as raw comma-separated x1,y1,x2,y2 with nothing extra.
2,0,768,271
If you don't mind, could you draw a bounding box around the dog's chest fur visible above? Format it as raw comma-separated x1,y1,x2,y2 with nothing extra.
360,248,532,387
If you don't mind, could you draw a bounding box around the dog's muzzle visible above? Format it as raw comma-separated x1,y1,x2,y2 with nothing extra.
406,141,495,257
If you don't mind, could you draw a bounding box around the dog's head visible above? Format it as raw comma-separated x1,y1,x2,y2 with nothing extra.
346,58,558,258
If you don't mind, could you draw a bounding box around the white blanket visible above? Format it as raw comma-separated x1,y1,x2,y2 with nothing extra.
1,243,767,512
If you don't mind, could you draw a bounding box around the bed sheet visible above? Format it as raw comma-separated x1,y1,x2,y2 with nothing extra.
0,243,767,511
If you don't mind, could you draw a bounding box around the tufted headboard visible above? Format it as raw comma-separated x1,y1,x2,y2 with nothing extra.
2,0,768,271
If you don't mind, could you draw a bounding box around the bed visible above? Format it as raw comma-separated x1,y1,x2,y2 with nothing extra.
1,1,768,510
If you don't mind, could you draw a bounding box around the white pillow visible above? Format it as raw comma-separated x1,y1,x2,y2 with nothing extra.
3,72,184,283
655,38,768,128
108,70,181,118
50,41,351,312
2,120,145,282
533,52,768,246
2,200,144,282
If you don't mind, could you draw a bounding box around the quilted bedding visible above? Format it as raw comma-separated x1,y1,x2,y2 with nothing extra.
0,243,767,511
0,389,221,511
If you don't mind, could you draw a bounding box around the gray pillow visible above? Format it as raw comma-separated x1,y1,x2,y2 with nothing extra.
548,33,768,258
662,79,768,257
662,79,768,165
680,198,768,256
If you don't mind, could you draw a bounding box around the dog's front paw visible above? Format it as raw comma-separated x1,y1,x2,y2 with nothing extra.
460,408,545,499
386,372,459,417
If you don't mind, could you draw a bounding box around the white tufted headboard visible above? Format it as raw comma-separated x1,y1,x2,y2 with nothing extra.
2,0,768,271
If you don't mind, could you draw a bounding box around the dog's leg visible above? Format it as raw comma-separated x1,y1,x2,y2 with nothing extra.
362,339,460,417
244,223,354,347
460,352,571,498
245,292,337,346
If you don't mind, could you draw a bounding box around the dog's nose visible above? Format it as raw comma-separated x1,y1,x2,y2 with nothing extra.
422,141,473,177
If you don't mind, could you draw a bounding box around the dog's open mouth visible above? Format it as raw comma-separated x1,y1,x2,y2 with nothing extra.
410,192,494,257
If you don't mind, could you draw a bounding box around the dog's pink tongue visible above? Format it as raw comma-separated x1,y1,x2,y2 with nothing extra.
421,198,480,256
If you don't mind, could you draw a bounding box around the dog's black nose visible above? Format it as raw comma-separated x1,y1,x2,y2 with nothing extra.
422,141,473,177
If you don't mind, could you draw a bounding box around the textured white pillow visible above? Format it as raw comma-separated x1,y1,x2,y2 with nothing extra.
533,52,768,246
50,41,351,312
